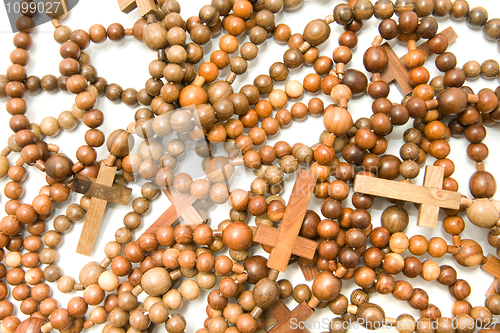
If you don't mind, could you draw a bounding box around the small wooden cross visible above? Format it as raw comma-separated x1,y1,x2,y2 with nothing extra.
482,255,500,296
162,188,205,228
72,174,132,206
118,0,156,16
298,262,321,281
76,163,120,256
380,26,458,96
258,169,318,272
265,300,314,333
253,225,317,261
143,191,203,234
353,165,462,229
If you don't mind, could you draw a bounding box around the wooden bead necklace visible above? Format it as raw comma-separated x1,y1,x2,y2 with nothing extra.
3,0,500,332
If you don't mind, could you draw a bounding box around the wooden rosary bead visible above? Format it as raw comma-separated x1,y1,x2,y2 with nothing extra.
283,48,304,69
274,24,291,43
364,45,388,73
378,18,398,40
467,6,489,28
391,281,413,302
334,4,354,25
356,303,385,330
303,19,330,47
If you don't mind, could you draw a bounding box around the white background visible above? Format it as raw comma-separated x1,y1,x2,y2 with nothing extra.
0,0,500,332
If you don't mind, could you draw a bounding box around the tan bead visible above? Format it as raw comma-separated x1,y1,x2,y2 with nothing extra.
284,80,304,99
180,279,200,301
98,271,119,292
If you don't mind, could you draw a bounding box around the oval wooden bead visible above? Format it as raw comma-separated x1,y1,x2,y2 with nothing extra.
466,198,499,229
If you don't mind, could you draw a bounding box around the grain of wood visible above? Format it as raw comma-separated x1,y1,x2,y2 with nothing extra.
266,169,318,272
267,300,314,333
76,164,117,256
298,262,321,281
72,174,132,206
353,175,461,209
162,188,204,228
145,193,198,234
253,224,318,260
418,166,445,228
482,255,500,279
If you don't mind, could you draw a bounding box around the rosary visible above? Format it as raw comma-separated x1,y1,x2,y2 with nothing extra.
1,0,500,332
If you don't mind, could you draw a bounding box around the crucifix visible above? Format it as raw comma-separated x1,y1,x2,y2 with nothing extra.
265,300,314,333
253,223,320,281
72,174,132,206
254,169,318,273
353,165,462,229
142,154,243,235
380,26,458,96
253,225,317,261
143,190,204,235
482,255,500,296
76,161,124,255
118,0,156,16
298,262,321,281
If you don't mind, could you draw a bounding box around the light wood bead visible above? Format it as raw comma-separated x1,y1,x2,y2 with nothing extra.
269,89,288,109
285,80,304,99
180,279,200,301
389,232,409,254
421,260,440,281
219,34,239,54
466,199,499,229
40,117,60,137
163,289,183,310
98,271,119,292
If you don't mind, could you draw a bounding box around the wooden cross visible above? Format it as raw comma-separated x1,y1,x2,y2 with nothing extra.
265,300,314,333
256,169,318,272
353,165,462,229
118,0,156,16
482,255,500,296
72,174,132,206
76,164,121,256
253,225,317,261
380,26,458,96
298,262,320,281
142,190,204,235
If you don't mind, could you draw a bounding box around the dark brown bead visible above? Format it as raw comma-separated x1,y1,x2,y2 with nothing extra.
379,19,398,40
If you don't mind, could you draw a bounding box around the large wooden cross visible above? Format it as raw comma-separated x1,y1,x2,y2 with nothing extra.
76,164,126,255
380,27,458,96
118,0,156,16
353,165,462,228
256,169,318,272
265,300,314,333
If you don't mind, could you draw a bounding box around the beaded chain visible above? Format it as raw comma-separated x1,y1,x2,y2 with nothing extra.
2,0,500,333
